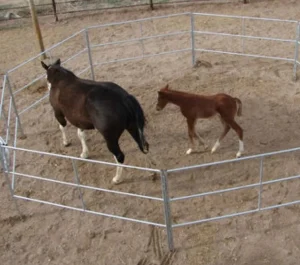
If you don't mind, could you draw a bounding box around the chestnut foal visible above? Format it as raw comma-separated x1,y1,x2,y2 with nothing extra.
156,85,244,158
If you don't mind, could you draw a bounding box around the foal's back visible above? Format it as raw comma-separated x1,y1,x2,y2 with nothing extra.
182,92,237,119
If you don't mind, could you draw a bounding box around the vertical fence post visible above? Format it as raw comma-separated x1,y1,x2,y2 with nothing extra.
6,98,12,144
51,0,58,22
0,105,8,141
160,170,174,252
257,157,264,210
71,159,86,210
149,0,154,10
5,75,26,139
28,0,46,60
242,17,245,54
293,22,300,81
0,75,6,118
139,22,145,57
84,29,95,81
0,142,22,216
11,117,19,191
190,13,196,66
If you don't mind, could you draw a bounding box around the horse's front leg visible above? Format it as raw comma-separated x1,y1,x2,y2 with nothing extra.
77,129,89,159
59,125,70,146
54,110,70,147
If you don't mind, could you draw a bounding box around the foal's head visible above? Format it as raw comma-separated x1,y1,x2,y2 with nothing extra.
41,59,75,89
156,84,170,111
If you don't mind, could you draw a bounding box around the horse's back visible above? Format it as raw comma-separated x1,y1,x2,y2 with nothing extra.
85,84,131,130
81,80,129,96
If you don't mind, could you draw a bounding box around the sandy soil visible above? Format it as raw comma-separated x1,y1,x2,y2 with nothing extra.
1,1,300,265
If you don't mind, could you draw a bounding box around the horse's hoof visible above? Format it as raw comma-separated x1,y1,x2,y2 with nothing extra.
80,152,89,159
63,142,71,147
112,177,122,184
236,152,242,158
186,148,192,155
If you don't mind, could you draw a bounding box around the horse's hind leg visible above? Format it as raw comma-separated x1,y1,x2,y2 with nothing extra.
195,131,208,150
211,118,230,154
105,137,125,184
221,117,244,158
77,129,89,159
54,110,70,147
227,119,244,158
113,156,123,184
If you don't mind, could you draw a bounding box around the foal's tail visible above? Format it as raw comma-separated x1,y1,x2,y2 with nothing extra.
125,95,149,154
234,98,242,117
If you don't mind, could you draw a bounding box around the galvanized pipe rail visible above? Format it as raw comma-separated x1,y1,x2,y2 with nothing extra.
1,12,300,252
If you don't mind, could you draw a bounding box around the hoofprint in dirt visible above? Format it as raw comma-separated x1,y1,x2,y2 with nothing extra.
1,1,300,265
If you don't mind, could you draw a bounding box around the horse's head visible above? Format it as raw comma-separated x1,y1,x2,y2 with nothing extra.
41,58,61,90
41,59,71,90
156,84,169,111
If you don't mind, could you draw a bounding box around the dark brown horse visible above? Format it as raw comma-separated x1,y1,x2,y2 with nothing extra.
41,59,149,184
156,84,244,158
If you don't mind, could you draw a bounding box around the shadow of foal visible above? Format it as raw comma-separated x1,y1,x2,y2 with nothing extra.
41,59,149,184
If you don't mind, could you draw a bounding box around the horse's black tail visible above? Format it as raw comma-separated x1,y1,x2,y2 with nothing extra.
124,95,149,154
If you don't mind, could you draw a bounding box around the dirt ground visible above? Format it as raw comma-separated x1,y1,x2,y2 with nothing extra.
1,1,300,265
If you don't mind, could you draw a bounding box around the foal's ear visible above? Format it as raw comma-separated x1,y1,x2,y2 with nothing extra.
164,84,169,90
53,58,61,66
41,61,49,70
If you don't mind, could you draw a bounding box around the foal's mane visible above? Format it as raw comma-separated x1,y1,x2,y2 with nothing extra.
160,86,194,98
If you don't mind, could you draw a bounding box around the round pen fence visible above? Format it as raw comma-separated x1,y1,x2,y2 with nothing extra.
1,12,300,251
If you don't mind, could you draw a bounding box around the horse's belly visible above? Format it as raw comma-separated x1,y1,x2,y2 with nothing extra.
66,116,94,130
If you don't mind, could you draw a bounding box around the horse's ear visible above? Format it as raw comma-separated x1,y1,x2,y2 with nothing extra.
53,58,61,66
41,61,49,70
165,84,169,90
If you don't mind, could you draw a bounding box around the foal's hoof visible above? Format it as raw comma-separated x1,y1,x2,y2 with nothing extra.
63,142,71,147
80,152,89,159
236,152,242,158
186,148,192,155
112,177,122,185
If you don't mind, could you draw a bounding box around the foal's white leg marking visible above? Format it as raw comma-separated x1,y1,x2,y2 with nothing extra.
59,125,70,146
77,129,89,159
236,140,244,158
112,156,123,184
186,148,192,155
211,140,220,154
